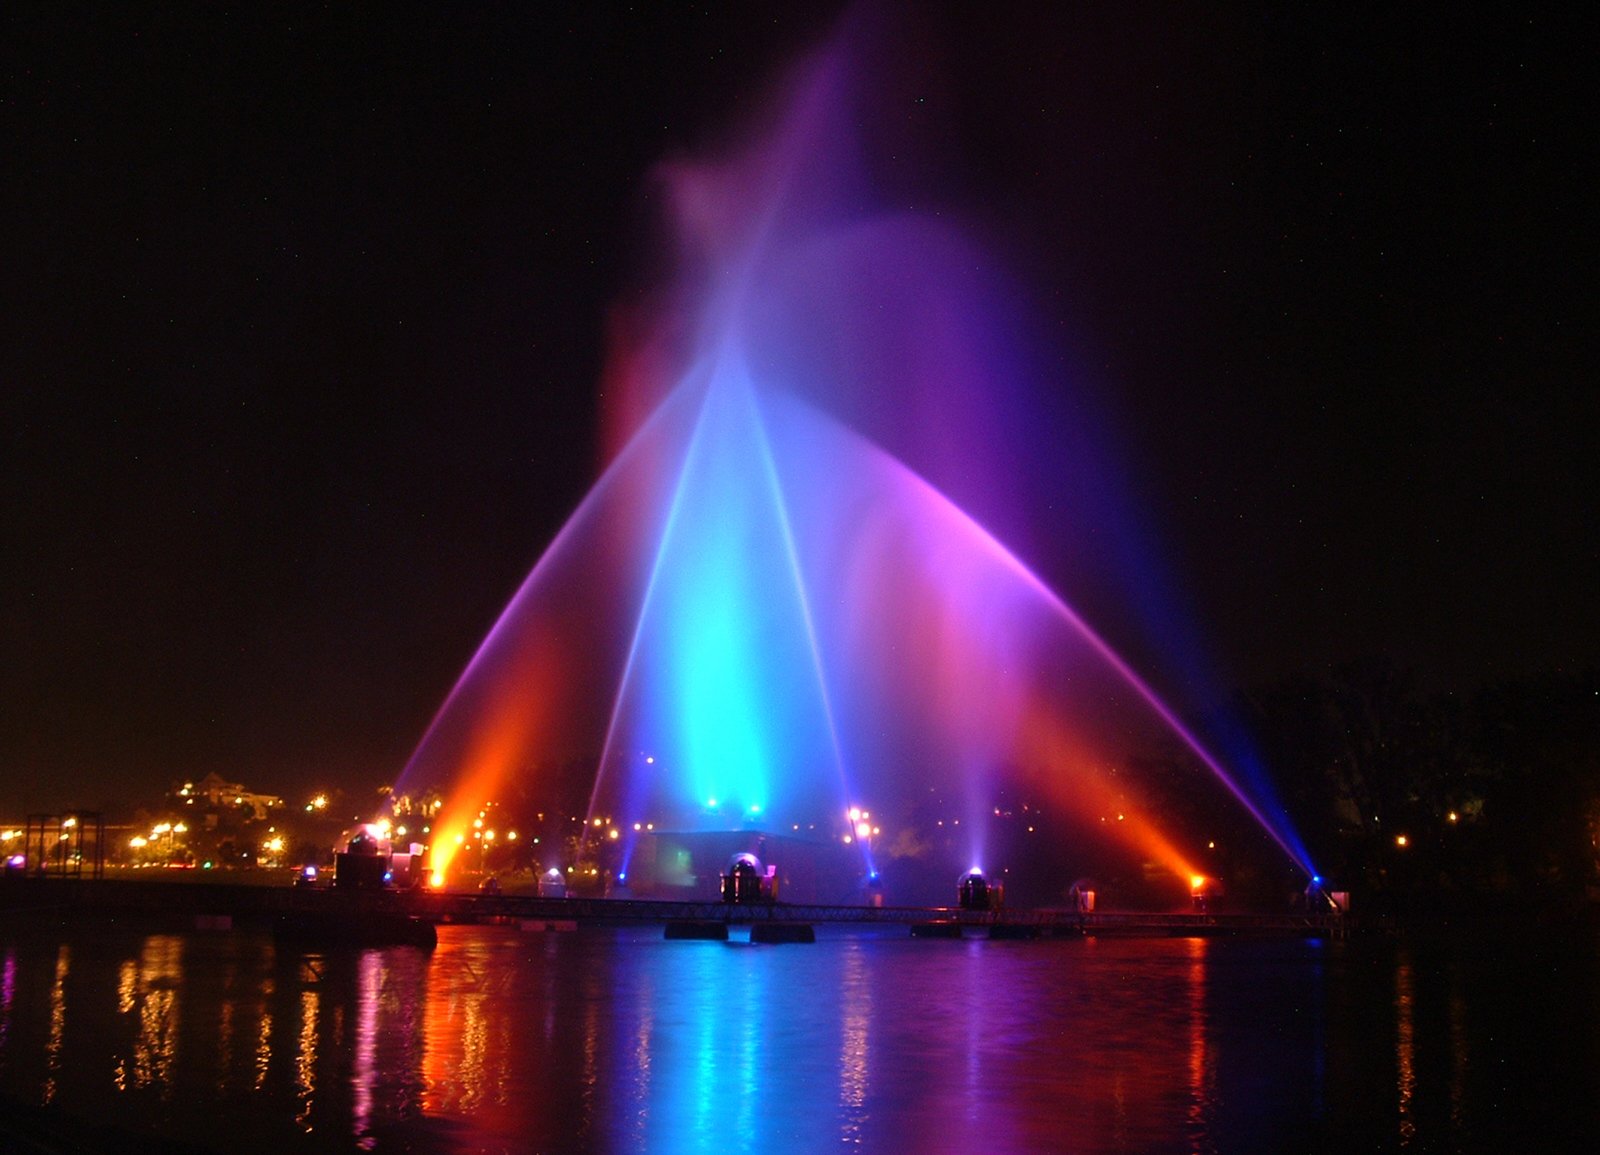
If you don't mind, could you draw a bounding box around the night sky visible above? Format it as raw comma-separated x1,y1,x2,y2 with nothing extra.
4,5,1592,816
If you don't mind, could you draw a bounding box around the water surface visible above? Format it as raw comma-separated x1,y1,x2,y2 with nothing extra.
1,920,1595,1152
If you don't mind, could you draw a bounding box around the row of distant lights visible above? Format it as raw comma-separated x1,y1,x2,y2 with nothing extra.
302,792,448,816
129,820,188,849
405,798,896,854
426,803,887,845
2,819,85,844
12,793,1468,875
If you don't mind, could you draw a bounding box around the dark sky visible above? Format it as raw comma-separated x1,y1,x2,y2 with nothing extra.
4,4,1592,816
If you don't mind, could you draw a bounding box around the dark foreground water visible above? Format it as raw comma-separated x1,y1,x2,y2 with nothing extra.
1,918,1597,1153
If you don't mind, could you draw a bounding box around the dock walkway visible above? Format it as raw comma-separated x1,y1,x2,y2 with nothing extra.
1,876,1347,938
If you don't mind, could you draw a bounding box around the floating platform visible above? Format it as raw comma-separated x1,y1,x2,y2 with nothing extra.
988,922,1042,941
749,922,816,944
664,920,729,941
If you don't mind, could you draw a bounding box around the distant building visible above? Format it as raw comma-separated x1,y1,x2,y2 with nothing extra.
176,773,284,822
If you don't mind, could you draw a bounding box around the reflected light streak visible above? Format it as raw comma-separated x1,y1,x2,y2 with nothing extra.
135,936,182,1093
43,944,69,1104
296,989,319,1130
625,975,656,1152
354,949,382,1146
213,942,240,1092
733,956,762,1151
1184,937,1215,1146
421,932,500,1118
1449,972,1469,1133
1396,953,1416,1146
691,982,717,1148
0,947,14,1053
963,944,986,1151
614,959,659,1151
838,943,872,1144
117,958,137,1015
256,973,275,1092
217,999,236,1091
581,969,602,1138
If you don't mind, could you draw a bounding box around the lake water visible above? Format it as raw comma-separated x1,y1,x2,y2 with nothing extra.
1,918,1596,1152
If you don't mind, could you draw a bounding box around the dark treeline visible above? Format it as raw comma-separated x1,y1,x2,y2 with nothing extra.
1170,659,1600,915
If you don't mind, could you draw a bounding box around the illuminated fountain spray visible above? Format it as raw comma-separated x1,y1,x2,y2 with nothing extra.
398,23,1315,899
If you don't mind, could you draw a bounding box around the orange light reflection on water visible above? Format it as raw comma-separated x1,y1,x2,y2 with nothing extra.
421,929,514,1127
43,944,69,1104
1396,952,1416,1146
1186,936,1216,1144
0,924,1470,1151
294,988,319,1130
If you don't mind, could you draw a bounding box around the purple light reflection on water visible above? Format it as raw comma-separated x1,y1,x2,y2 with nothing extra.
0,946,14,1053
1,923,1597,1152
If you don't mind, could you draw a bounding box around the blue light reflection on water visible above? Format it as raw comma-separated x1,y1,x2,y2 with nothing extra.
2,923,1599,1152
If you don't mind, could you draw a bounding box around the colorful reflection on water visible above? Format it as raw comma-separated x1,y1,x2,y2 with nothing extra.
1,922,1597,1152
